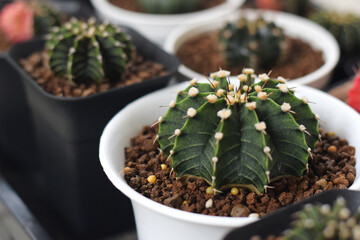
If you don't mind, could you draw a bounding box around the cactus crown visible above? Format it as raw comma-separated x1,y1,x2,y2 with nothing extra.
311,11,360,57
283,198,360,239
136,0,202,14
157,69,319,194
219,17,285,70
46,18,134,84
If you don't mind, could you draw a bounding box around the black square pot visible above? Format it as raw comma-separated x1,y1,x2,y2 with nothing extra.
224,189,360,240
7,27,179,239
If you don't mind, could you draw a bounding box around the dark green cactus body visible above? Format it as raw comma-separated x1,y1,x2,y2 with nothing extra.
46,18,134,84
157,69,319,194
31,1,61,36
311,11,360,57
283,0,309,16
136,0,202,14
283,198,360,239
219,18,285,70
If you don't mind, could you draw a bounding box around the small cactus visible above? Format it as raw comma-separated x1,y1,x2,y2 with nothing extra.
218,18,285,70
282,198,360,239
310,11,360,57
0,0,61,43
46,18,134,84
136,0,202,14
256,0,310,16
157,69,319,194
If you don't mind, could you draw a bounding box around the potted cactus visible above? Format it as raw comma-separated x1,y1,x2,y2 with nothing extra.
6,17,178,238
255,0,311,16
165,9,340,89
99,68,360,240
90,0,244,45
225,189,360,240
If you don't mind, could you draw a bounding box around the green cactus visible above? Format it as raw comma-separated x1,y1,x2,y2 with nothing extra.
46,18,134,84
136,0,202,14
310,11,360,58
157,69,319,194
30,0,61,36
218,18,285,71
283,198,360,240
283,0,310,16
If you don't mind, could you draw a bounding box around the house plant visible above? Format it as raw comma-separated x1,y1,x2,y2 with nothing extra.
164,9,340,89
99,70,360,240
89,0,245,45
6,18,178,238
224,189,360,240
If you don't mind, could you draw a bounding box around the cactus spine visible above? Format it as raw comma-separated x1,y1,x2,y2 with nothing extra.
219,18,285,70
157,69,319,194
283,198,360,239
310,11,360,57
136,0,202,14
46,18,134,84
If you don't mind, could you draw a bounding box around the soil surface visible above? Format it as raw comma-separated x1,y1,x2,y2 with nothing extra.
20,50,168,97
108,0,226,13
0,30,13,51
177,31,324,80
124,126,356,217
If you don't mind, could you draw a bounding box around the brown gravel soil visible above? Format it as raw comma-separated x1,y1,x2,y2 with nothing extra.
0,30,13,51
124,126,356,218
108,0,226,13
20,50,168,97
176,31,324,80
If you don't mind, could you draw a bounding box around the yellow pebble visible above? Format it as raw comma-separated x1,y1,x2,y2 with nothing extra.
161,164,167,170
206,187,214,194
327,145,337,153
124,167,131,173
328,131,335,136
183,200,188,205
147,175,156,184
231,187,239,195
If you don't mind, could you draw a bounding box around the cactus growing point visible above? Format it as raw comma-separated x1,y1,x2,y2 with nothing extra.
218,18,285,70
157,69,319,194
46,18,134,84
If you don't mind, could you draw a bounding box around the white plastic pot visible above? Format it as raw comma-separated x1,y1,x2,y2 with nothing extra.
99,79,360,240
164,9,340,89
311,0,360,16
90,0,245,46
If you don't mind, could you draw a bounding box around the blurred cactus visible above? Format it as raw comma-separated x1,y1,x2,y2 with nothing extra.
256,0,310,16
46,18,134,84
136,0,202,14
218,17,285,70
310,11,360,57
157,69,319,194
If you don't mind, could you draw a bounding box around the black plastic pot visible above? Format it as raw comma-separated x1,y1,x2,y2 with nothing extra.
7,27,179,239
224,189,360,240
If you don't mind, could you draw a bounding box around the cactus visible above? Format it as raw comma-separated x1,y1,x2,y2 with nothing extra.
136,0,202,14
255,0,310,16
310,11,360,57
46,18,134,84
282,198,360,239
218,18,285,71
157,69,319,194
0,0,61,43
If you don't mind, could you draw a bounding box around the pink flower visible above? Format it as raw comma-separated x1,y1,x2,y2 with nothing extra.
255,0,284,11
348,70,360,113
0,1,34,43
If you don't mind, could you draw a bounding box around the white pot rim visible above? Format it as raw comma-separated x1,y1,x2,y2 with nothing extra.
164,9,340,86
90,0,245,26
99,81,360,228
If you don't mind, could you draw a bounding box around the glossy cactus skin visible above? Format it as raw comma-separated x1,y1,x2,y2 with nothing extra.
157,69,319,194
311,11,360,57
283,198,360,240
46,18,134,84
219,18,285,70
136,0,202,14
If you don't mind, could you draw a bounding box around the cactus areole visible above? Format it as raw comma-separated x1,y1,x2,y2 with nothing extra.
46,18,134,84
157,69,319,194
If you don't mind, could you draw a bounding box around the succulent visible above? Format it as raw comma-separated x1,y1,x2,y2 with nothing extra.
136,0,202,14
310,11,360,57
255,0,310,16
218,18,285,70
282,198,360,239
348,70,360,113
46,18,134,84
0,0,61,43
157,69,319,194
